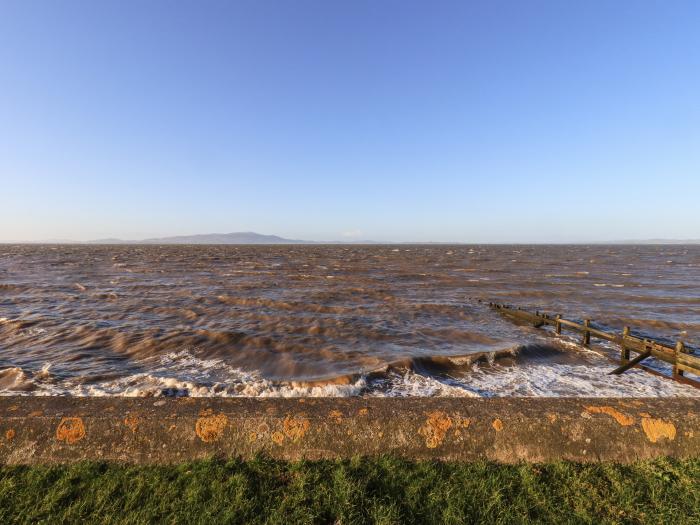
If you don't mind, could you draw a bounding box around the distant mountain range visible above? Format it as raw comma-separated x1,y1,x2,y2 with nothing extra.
89,232,312,244
85,233,700,245
3,232,699,245
88,232,378,244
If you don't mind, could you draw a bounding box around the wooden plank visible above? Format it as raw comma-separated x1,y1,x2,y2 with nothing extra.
610,350,652,375
556,318,585,330
677,363,700,376
622,338,676,358
489,302,700,389
623,340,676,364
677,352,700,373
650,349,677,364
554,318,618,342
491,303,686,361
677,353,700,365
587,326,617,342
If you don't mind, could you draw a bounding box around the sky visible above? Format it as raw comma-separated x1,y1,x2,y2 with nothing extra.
1,1,699,243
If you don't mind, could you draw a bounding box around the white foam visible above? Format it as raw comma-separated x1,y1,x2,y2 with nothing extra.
1,347,697,398
367,369,479,398
445,362,698,397
1,351,368,398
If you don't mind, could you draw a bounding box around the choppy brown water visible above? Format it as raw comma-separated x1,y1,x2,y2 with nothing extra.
0,244,698,397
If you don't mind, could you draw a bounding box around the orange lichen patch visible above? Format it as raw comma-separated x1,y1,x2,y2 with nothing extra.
492,419,504,432
358,408,369,416
639,412,652,418
329,410,343,424
454,416,472,429
271,431,284,445
283,415,310,442
547,413,557,423
248,432,257,443
56,417,86,444
419,411,453,448
585,406,634,426
123,416,139,433
641,417,676,443
195,413,228,443
5,429,15,441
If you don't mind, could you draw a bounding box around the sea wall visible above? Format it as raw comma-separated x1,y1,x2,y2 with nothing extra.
1,397,698,464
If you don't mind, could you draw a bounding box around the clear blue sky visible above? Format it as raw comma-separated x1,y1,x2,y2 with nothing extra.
1,1,698,242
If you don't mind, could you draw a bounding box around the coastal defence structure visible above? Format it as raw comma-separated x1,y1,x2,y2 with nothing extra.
1,397,698,464
489,302,700,388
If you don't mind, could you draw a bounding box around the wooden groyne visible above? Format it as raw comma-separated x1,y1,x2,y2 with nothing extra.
489,302,700,388
1,397,698,464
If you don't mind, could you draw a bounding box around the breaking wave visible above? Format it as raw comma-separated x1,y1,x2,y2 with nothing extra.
2,343,696,398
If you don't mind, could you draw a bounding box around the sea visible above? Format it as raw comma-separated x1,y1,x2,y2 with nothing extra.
0,244,698,397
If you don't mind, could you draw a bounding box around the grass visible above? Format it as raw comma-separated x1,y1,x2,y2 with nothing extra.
0,456,698,524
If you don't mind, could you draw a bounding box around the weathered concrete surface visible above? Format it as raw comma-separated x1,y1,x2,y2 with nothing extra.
0,397,698,464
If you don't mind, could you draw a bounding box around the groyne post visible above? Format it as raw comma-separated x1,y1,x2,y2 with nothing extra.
582,319,591,346
489,302,699,388
675,341,686,378
621,327,631,364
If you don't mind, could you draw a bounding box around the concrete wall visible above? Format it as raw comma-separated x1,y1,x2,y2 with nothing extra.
1,397,698,464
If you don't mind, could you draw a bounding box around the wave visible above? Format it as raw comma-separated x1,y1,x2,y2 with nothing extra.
2,343,697,398
0,363,52,392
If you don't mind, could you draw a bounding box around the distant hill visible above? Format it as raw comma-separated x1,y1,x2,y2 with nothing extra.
89,232,314,244
5,233,699,245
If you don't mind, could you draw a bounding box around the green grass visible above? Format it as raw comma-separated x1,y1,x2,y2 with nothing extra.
0,457,698,524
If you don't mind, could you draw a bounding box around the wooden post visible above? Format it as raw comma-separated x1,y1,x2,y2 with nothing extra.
621,326,630,363
582,319,591,346
491,303,700,388
674,341,686,378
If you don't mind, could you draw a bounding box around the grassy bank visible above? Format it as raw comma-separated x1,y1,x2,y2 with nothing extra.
0,457,698,524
